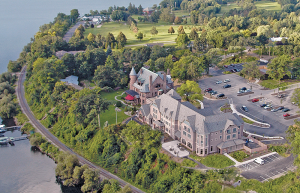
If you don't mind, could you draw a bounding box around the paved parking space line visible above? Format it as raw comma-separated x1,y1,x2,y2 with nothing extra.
260,176,269,182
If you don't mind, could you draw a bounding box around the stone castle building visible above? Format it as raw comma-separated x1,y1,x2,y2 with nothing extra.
138,89,245,156
125,67,174,105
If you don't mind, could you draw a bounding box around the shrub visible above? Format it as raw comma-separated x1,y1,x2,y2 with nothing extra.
116,101,122,107
223,71,232,74
269,144,291,157
231,151,248,162
181,159,197,167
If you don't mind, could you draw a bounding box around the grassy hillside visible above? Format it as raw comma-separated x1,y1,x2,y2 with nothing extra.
255,1,281,11
84,21,195,46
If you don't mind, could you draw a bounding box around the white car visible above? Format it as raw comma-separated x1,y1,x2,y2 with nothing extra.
216,80,222,84
237,90,244,94
245,89,252,93
224,79,230,83
264,105,272,109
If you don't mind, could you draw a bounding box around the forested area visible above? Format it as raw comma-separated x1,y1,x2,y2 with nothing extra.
5,0,300,192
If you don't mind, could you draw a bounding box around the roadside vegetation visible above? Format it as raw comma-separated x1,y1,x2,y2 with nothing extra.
268,144,291,157
230,150,249,162
6,0,300,191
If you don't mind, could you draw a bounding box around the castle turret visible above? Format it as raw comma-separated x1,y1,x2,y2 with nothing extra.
129,67,137,90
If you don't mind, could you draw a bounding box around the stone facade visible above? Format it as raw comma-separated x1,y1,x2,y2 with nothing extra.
127,67,173,105
138,89,245,156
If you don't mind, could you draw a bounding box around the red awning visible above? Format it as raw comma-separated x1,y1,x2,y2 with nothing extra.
125,94,135,101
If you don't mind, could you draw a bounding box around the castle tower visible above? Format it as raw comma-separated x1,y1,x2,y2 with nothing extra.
129,67,137,90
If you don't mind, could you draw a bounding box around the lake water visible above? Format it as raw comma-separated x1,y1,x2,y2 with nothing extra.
0,0,160,74
0,0,160,192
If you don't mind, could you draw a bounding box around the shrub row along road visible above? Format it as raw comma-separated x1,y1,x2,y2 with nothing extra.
16,66,144,193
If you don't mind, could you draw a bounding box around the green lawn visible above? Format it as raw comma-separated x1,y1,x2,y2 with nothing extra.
255,1,281,11
260,79,299,89
218,1,281,16
98,89,130,126
200,154,234,168
173,10,190,17
84,21,196,46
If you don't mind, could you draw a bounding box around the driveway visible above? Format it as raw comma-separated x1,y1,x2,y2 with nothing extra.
63,21,85,42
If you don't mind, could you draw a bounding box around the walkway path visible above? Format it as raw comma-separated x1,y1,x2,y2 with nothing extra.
63,21,85,42
16,66,144,193
115,92,133,108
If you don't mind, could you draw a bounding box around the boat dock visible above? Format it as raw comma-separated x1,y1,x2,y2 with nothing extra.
0,135,28,145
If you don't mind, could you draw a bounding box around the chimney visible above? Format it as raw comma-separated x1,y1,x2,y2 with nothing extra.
167,68,170,75
149,75,152,90
140,68,143,74
164,72,167,84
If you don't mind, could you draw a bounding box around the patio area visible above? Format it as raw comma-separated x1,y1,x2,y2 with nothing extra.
162,140,190,158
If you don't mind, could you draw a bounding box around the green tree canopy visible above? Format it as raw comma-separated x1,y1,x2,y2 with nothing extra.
241,61,261,80
150,26,158,36
176,33,190,47
177,80,203,102
137,32,143,41
116,32,127,48
267,55,291,82
93,65,128,88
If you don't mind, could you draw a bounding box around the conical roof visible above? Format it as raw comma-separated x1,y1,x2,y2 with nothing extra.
129,67,137,76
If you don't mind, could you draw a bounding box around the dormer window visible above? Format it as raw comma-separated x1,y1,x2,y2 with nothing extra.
155,84,161,88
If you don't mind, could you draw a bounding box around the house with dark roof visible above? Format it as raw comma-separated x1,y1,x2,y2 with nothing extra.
138,89,245,156
126,67,173,105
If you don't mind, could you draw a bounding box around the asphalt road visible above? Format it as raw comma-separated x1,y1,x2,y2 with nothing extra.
16,66,144,193
199,73,297,137
63,21,85,43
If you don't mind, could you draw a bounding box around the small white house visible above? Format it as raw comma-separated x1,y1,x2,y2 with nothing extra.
270,37,288,42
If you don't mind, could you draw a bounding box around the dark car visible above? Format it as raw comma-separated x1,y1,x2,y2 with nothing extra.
217,93,225,98
230,69,236,73
211,91,217,95
223,84,231,88
241,87,247,91
260,104,267,107
242,106,248,112
277,106,284,110
282,108,290,112
205,88,212,92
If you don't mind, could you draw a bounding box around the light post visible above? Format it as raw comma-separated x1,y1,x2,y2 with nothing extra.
115,107,121,124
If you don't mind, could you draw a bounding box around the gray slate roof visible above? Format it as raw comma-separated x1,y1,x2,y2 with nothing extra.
129,67,137,76
133,67,173,93
151,89,243,135
217,139,245,149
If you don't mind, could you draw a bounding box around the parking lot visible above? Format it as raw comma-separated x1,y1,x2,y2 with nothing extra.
240,154,296,182
199,73,297,137
238,154,283,172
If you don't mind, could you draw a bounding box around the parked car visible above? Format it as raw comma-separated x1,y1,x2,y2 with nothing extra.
223,84,231,88
208,89,214,93
282,108,290,112
235,69,241,72
292,102,299,106
224,79,230,83
264,104,272,109
254,158,265,165
277,106,284,110
237,90,244,94
223,65,228,68
231,69,236,73
241,87,247,91
242,106,248,112
205,88,212,92
211,91,217,95
277,94,285,98
216,80,222,84
252,98,259,103
230,64,234,67
217,93,225,98
283,113,290,117
245,89,252,93
271,108,279,112
260,104,267,107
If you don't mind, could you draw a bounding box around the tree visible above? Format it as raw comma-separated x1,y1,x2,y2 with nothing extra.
81,168,101,193
106,45,112,56
70,9,79,23
241,61,261,80
176,33,190,47
138,5,143,15
150,26,158,36
267,55,291,83
93,65,127,88
130,22,138,33
177,80,203,102
116,32,127,48
137,32,143,41
105,55,118,69
106,33,115,48
189,28,198,40
174,16,182,24
73,94,110,126
61,53,76,76
292,58,300,78
87,33,95,42
177,25,185,35
168,26,175,35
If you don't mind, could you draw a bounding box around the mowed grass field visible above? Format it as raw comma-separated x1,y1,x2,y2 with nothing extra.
84,19,196,46
255,1,281,11
218,1,281,15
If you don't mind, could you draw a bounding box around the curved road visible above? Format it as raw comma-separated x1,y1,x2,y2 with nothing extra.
16,66,144,193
